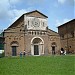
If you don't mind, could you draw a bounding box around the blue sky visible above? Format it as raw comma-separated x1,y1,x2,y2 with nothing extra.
0,0,74,32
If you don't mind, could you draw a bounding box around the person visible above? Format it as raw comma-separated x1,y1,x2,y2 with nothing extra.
64,50,66,55
60,50,63,55
23,50,26,57
20,52,22,57
60,48,64,55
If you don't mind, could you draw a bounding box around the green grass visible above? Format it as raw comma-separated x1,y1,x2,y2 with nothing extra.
0,55,75,75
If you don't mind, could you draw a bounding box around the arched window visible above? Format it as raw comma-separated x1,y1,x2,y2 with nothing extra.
51,42,57,47
28,21,29,25
10,41,19,47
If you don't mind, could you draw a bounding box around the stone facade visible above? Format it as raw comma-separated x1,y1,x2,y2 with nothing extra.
4,10,61,56
58,19,75,53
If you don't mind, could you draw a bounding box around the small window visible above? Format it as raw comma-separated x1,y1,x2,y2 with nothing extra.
9,38,11,39
32,32,33,35
43,22,45,27
37,32,39,35
20,29,21,31
28,32,31,35
40,32,42,35
35,32,36,35
43,32,45,35
28,21,29,25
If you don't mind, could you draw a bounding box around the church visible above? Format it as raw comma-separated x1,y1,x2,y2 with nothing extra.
4,10,61,56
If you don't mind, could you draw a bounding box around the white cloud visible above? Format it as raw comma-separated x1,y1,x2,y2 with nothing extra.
22,0,46,6
0,0,31,22
58,0,66,4
9,0,21,4
10,9,28,23
0,0,10,19
0,0,46,22
0,0,34,30
55,18,72,26
58,0,74,5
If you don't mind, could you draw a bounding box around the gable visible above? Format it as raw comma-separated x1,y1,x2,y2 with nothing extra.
7,15,24,29
4,14,24,32
4,10,48,33
25,10,48,19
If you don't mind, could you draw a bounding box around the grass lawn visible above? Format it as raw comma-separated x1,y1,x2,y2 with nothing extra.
0,55,75,75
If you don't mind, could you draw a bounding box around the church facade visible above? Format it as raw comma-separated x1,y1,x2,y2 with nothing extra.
4,10,61,56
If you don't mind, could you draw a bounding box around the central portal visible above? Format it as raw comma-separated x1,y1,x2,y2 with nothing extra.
34,45,39,55
31,37,44,56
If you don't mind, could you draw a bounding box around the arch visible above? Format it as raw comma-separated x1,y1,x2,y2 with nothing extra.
51,42,57,47
31,37,44,56
31,37,44,44
10,41,19,47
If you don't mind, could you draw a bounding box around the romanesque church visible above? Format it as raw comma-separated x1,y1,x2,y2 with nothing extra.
4,10,61,56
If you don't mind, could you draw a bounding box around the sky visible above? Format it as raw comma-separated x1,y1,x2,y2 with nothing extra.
0,0,74,32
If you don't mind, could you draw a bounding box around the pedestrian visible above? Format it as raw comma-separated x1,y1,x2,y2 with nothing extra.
23,50,26,57
64,50,66,55
60,48,64,55
20,52,22,57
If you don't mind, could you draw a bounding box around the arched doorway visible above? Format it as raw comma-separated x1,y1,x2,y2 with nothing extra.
10,41,19,56
31,37,44,56
51,42,57,55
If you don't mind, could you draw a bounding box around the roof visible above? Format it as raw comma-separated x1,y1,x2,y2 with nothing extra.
58,19,75,28
48,28,58,34
7,14,24,29
5,10,48,30
24,10,48,18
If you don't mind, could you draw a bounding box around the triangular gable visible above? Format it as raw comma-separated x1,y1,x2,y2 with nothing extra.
5,14,24,30
25,10,48,18
5,10,48,31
